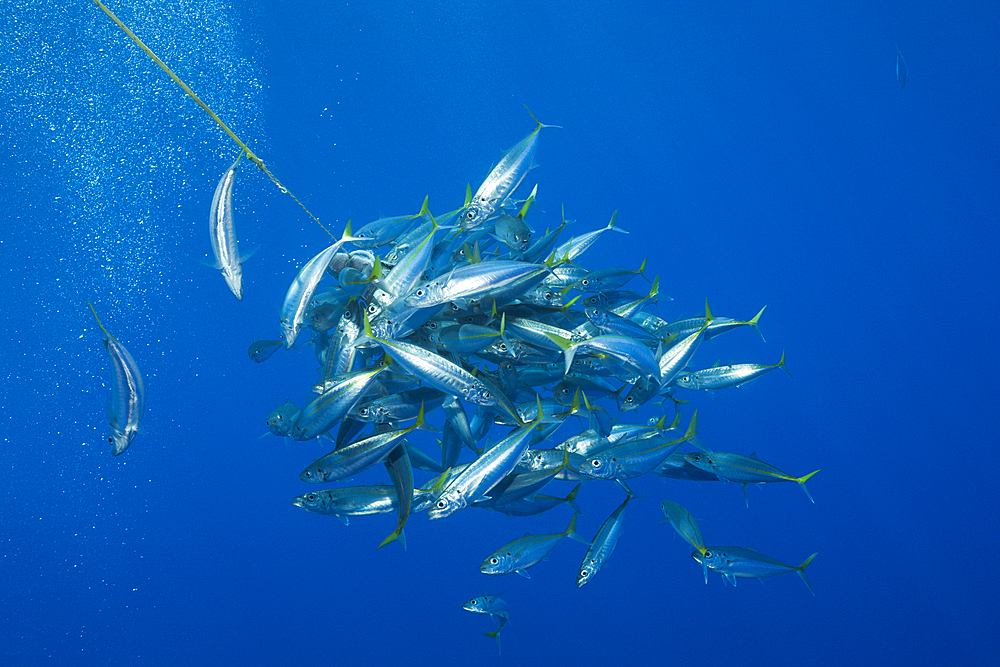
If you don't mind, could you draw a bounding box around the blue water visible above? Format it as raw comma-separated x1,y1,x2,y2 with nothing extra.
3,2,998,665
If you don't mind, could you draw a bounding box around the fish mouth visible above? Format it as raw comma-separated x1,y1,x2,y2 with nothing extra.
291,498,305,508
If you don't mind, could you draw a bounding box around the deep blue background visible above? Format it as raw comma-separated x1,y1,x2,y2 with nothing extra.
2,1,998,665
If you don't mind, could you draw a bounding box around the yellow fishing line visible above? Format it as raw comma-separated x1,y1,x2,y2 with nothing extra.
90,0,333,238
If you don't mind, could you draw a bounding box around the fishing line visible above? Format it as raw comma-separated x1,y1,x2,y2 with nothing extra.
90,0,334,239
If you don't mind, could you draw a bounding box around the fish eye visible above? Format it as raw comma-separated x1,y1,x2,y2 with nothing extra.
359,408,369,416
416,289,425,297
436,500,447,509
581,279,589,286
692,454,700,462
107,437,113,443
307,493,317,501
591,459,601,467
466,211,475,219
704,550,712,557
368,304,378,313
482,390,491,399
545,292,553,299
490,557,499,564
303,471,312,478
498,343,507,351
580,569,589,577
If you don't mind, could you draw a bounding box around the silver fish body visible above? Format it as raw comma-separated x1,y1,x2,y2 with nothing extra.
209,152,246,300
89,301,144,456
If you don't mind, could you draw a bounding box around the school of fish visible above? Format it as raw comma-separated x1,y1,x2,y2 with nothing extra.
91,115,819,653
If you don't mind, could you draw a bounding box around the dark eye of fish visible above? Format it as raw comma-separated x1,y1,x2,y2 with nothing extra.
436,500,447,509
416,289,425,297
490,557,499,564
704,551,712,557
307,494,317,501
107,437,113,443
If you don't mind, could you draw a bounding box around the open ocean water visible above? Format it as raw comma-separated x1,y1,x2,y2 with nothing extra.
2,1,998,665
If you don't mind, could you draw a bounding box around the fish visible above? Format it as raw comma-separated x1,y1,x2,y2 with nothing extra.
896,46,907,88
692,546,817,595
88,300,144,456
279,223,358,348
674,350,792,392
577,492,632,587
460,113,557,230
248,338,282,363
462,594,510,654
660,500,706,555
428,405,543,520
684,445,820,505
209,151,252,300
481,513,587,578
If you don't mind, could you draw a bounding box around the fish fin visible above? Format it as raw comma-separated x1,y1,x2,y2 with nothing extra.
256,431,272,440
636,257,649,282
725,573,737,587
239,246,259,263
376,526,405,551
606,209,628,234
796,470,821,503
337,515,350,526
484,629,501,655
464,183,472,206
748,305,767,342
564,484,583,514
797,553,817,595
777,349,792,378
516,184,538,219
741,483,750,508
515,569,531,579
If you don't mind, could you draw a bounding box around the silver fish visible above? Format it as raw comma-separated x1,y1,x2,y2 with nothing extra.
209,151,249,300
88,301,144,456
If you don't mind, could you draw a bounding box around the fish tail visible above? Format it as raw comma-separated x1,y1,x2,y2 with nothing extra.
564,483,583,515
748,305,767,342
376,526,406,551
796,469,821,503
703,299,715,326
484,629,502,654
606,209,628,234
796,553,818,595
777,349,793,378
647,274,660,300
522,104,561,130
636,257,649,282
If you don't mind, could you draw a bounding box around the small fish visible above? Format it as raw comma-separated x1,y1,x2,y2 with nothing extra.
209,151,253,300
684,445,819,505
462,594,510,654
577,492,632,587
481,513,587,578
88,300,145,456
660,500,706,555
264,400,301,437
248,339,282,363
674,350,791,392
460,113,557,231
692,545,817,595
896,46,907,88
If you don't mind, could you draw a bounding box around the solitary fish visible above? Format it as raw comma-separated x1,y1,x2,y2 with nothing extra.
462,594,510,654
88,300,144,456
896,46,907,88
209,151,251,300
692,545,817,595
